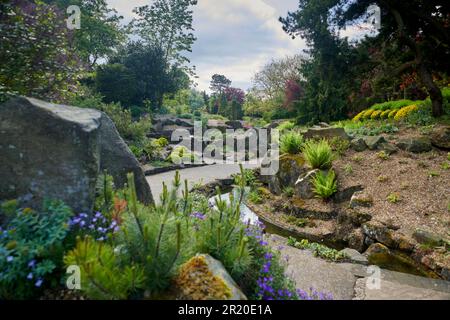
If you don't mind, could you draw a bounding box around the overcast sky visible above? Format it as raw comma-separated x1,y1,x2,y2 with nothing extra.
106,0,307,92
107,0,371,92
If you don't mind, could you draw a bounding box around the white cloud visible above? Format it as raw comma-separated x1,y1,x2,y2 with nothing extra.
107,0,307,92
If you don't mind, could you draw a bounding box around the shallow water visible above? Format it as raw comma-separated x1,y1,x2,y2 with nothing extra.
209,190,440,279
208,190,259,225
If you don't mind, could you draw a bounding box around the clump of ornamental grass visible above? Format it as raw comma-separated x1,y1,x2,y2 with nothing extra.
302,139,334,169
280,131,303,155
311,170,337,200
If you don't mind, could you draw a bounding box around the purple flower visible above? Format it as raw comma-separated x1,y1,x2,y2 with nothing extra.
35,278,43,287
28,259,36,268
6,256,13,262
95,212,102,218
27,272,33,280
190,212,206,220
262,261,271,273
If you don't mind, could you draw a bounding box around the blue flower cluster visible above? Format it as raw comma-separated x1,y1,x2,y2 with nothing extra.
25,259,44,288
69,211,119,241
246,220,333,300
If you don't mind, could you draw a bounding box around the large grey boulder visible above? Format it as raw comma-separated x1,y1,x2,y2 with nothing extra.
363,136,386,150
350,138,367,152
98,114,154,205
430,126,450,149
396,137,432,153
268,154,307,195
0,96,153,213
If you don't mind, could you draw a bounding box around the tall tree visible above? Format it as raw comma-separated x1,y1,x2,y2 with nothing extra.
0,0,83,103
252,55,306,99
44,0,125,67
209,74,231,94
281,0,357,123
96,42,189,110
333,0,449,117
132,0,197,74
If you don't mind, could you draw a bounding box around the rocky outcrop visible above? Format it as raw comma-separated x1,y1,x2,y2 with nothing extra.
268,154,307,195
396,137,432,153
363,136,386,150
412,228,444,247
294,169,318,199
378,142,397,155
350,138,367,152
350,191,374,208
225,120,244,129
430,126,450,149
303,127,349,141
0,96,153,213
207,119,231,132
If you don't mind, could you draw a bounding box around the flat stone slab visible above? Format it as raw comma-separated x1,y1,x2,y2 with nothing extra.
267,234,450,300
267,234,357,300
355,269,450,300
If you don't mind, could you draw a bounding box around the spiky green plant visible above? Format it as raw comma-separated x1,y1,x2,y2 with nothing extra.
311,170,337,199
280,131,303,155
302,139,334,169
64,237,145,300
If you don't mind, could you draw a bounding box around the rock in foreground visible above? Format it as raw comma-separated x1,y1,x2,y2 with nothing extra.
0,96,153,213
174,254,247,300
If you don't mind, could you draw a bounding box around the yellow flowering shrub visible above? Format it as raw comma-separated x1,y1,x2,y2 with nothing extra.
380,110,391,119
388,109,398,119
362,109,375,119
370,110,383,119
352,110,366,122
394,105,418,121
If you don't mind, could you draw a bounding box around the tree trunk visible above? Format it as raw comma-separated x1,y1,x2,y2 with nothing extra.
388,4,444,117
417,62,443,117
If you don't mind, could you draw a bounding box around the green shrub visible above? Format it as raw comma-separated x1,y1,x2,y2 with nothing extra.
64,166,255,299
248,190,263,204
302,139,334,169
167,146,197,164
311,170,337,199
0,200,73,299
377,151,390,160
64,237,145,299
349,122,399,136
277,121,295,132
370,99,415,111
329,137,350,156
285,216,314,228
287,238,348,262
387,192,400,203
154,137,169,148
233,169,258,189
280,131,303,155
282,187,294,198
